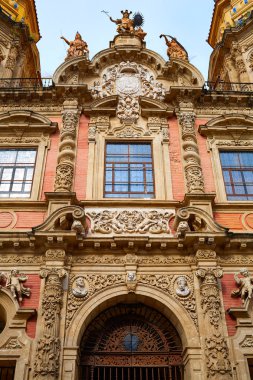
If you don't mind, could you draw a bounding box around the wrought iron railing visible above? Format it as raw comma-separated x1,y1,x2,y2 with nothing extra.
0,78,54,91
203,81,253,94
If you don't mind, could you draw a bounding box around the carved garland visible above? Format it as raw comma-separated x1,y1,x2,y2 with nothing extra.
54,99,80,192
87,210,174,235
178,112,204,193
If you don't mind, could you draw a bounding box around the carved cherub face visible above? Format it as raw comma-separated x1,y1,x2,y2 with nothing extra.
241,268,249,277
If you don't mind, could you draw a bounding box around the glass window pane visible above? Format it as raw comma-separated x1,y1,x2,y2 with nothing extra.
105,143,154,198
0,149,36,198
17,150,36,163
0,150,16,164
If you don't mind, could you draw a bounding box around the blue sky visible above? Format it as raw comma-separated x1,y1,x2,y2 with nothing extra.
36,0,214,79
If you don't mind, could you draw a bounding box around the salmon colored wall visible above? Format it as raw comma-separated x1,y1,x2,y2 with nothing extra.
22,274,41,338
15,211,45,229
41,117,61,199
195,119,216,193
214,212,244,230
74,115,89,199
221,274,243,336
169,117,185,201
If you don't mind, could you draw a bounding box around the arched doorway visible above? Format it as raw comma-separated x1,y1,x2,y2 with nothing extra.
79,303,183,380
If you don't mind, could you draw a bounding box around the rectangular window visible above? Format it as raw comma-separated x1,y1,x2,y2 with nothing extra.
0,149,37,198
220,151,253,200
104,143,154,198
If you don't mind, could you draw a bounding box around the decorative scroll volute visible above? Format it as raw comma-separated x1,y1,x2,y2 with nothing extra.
54,99,80,192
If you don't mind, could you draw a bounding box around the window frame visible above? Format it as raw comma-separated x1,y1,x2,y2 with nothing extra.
0,148,38,199
86,117,172,201
0,140,49,201
219,150,253,201
103,141,155,199
211,144,253,203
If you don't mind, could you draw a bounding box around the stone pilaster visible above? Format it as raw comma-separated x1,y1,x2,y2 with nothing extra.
195,257,232,379
33,249,67,380
54,99,80,192
178,111,204,194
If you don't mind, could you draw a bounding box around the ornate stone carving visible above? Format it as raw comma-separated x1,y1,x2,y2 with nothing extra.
54,100,79,192
5,42,19,71
1,337,23,349
0,255,44,264
54,164,74,192
175,276,191,297
126,271,137,292
95,62,165,101
205,332,232,378
34,267,66,379
72,276,88,298
218,255,253,265
66,274,125,327
196,250,217,260
0,269,31,303
240,335,253,347
231,268,253,302
196,267,232,378
87,209,174,235
138,274,197,326
176,221,190,238
45,249,65,260
178,112,204,193
115,125,142,138
116,95,140,123
196,268,223,329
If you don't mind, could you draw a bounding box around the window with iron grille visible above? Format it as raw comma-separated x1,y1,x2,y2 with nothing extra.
0,149,37,198
220,151,253,200
104,143,154,198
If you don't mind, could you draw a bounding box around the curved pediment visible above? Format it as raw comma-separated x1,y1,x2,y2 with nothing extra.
32,206,86,235
0,110,58,133
174,206,228,236
199,114,253,137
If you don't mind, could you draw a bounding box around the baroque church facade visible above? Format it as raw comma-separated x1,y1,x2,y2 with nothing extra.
1,0,253,379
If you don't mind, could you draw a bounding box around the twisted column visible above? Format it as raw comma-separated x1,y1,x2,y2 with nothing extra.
54,99,79,192
179,112,204,193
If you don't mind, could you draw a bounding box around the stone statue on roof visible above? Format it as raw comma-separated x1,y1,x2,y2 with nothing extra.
61,32,89,60
160,34,188,61
107,10,146,40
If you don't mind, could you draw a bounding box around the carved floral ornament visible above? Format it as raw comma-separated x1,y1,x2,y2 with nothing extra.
86,209,174,236
66,273,197,328
90,61,166,123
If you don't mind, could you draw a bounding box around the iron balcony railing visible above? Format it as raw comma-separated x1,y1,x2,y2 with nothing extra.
203,81,253,94
0,78,54,91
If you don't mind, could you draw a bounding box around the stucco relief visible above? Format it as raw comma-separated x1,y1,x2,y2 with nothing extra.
86,209,174,236
138,274,197,326
66,274,125,328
